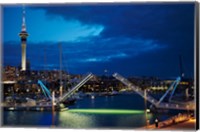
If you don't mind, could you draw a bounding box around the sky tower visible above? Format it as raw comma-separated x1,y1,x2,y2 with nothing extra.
19,6,28,71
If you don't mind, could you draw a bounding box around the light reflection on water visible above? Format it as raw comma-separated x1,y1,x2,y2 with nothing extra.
3,110,153,128
68,109,144,114
58,111,95,128
58,110,153,128
6,111,17,125
3,94,168,128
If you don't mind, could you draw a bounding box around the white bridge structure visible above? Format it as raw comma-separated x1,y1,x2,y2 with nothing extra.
38,73,93,104
57,73,93,103
113,73,195,111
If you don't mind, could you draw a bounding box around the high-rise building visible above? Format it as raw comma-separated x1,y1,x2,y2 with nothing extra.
19,7,28,71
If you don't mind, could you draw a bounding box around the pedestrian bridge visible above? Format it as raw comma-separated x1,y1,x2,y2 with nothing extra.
37,73,93,104
113,73,195,111
57,73,93,103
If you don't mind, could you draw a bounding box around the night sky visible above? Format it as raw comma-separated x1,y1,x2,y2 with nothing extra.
2,3,195,78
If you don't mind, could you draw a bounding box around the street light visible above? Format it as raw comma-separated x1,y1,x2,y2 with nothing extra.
155,118,159,128
144,89,148,128
26,89,29,92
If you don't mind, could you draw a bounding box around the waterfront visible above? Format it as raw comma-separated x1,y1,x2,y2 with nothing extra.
3,93,173,128
1,3,197,130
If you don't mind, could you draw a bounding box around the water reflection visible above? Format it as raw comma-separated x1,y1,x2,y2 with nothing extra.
3,94,170,128
4,111,52,126
68,109,144,114
5,111,18,125
51,111,56,127
58,111,95,128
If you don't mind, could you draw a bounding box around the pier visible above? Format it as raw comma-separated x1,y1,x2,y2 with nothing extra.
140,113,195,130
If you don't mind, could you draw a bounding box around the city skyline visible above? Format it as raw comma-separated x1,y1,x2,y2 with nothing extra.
2,3,195,78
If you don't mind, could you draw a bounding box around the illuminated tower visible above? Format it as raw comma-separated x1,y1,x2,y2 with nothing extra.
19,7,28,71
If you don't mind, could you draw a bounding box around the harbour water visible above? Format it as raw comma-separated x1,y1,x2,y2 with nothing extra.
3,93,172,128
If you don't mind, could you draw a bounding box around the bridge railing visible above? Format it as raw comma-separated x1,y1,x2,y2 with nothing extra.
58,73,93,103
113,73,158,105
38,80,52,100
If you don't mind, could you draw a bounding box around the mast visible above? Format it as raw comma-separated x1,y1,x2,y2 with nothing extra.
44,47,47,85
179,55,184,79
59,43,63,98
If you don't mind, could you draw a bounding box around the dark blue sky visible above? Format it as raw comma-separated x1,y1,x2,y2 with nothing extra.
2,3,195,78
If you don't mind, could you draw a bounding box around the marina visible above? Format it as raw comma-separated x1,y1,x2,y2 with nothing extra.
1,2,197,130
2,93,173,128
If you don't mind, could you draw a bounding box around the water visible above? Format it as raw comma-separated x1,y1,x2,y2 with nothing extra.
3,93,171,128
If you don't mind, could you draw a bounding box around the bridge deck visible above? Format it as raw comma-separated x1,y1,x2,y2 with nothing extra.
58,73,93,103
113,73,195,110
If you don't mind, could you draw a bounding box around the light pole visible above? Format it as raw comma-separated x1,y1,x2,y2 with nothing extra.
51,91,55,127
144,89,148,128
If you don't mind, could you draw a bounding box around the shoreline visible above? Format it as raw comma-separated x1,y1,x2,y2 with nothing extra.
139,113,195,130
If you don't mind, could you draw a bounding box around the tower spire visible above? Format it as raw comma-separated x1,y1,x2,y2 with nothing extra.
19,5,29,71
21,5,26,32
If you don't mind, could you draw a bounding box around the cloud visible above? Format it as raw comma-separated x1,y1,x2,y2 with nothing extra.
34,4,194,41
3,7,104,42
28,9,104,42
81,53,128,62
3,36,166,68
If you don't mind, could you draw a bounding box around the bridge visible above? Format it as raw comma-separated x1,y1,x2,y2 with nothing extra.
38,80,52,100
113,73,195,111
57,73,93,103
38,73,93,104
3,72,195,112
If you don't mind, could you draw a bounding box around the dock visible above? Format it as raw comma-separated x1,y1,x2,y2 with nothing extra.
139,113,195,130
